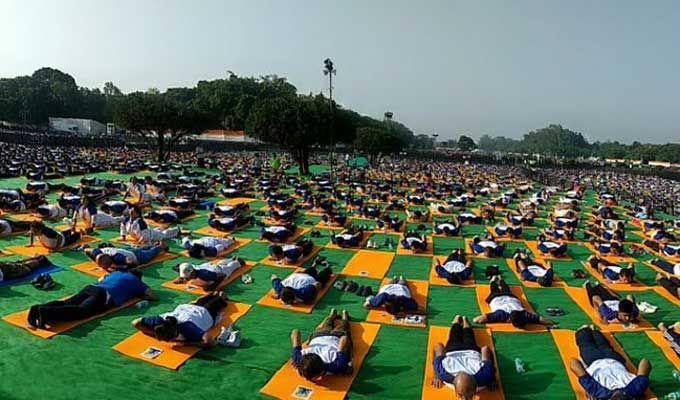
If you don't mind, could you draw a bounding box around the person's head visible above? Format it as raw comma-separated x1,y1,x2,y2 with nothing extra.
298,353,325,381
453,372,477,400
269,245,284,260
179,262,196,280
96,254,113,269
619,268,634,283
154,316,179,341
510,310,528,328
188,244,206,258
280,287,296,304
617,299,636,323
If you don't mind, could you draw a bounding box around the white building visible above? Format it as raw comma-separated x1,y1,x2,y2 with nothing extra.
49,117,107,135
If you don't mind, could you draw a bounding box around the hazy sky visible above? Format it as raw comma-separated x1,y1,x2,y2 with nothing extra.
2,0,679,143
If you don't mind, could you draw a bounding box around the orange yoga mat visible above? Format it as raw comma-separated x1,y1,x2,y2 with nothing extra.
645,330,680,370
396,236,434,256
341,250,395,279
257,273,336,314
193,225,240,238
653,286,680,307
475,285,546,332
6,236,98,257
562,287,653,332
221,197,257,206
72,252,178,278
551,329,656,400
422,327,504,400
112,302,252,370
3,298,140,339
7,213,42,223
582,242,636,264
366,279,429,328
580,261,648,292
505,258,567,288
429,256,475,287
259,245,321,268
524,241,572,261
146,214,199,229
259,322,380,400
161,262,255,296
180,238,251,259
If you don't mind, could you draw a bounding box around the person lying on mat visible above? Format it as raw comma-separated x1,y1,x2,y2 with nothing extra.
431,315,496,399
550,214,578,229
512,250,555,287
405,208,430,223
132,291,229,348
470,236,504,258
0,218,31,237
146,208,195,224
0,256,52,282
493,223,522,239
101,200,129,216
35,202,70,221
270,262,333,304
72,196,122,230
260,223,297,242
320,211,347,227
536,235,568,257
208,214,251,232
586,256,635,284
472,276,554,329
330,227,365,248
85,243,168,272
29,221,82,251
433,218,461,236
435,249,473,284
544,224,575,241
121,206,179,245
363,276,423,315
27,270,157,329
569,325,650,400
457,211,482,225
655,273,680,299
181,236,236,258
505,211,534,226
590,239,624,257
401,231,428,253
585,282,639,325
173,258,246,289
213,202,249,218
375,215,403,232
658,322,680,357
269,239,314,264
661,243,680,258
291,308,353,380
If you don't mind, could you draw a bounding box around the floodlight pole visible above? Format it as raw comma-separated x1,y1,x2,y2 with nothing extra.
324,58,336,183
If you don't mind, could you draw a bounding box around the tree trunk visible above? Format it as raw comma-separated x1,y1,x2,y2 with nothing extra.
157,133,165,163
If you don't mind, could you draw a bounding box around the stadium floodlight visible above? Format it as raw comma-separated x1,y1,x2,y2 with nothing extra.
323,58,336,182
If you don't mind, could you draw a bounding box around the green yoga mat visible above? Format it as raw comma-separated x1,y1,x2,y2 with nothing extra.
386,255,431,281
427,286,481,327
614,332,679,397
524,287,591,330
494,332,576,400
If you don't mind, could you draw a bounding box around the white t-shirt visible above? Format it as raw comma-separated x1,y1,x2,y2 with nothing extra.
192,236,235,249
437,223,456,230
338,233,354,241
379,283,411,298
673,263,680,276
282,273,317,289
441,350,484,376
266,226,288,234
479,240,497,249
161,304,215,337
527,265,547,277
489,296,524,313
542,241,560,249
442,260,467,273
586,358,636,390
301,335,341,364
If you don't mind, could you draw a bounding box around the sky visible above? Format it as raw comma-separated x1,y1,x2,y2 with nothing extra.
1,0,679,144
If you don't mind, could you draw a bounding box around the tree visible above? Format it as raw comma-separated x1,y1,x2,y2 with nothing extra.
354,126,402,163
246,95,330,174
103,82,123,97
114,90,213,162
458,135,477,151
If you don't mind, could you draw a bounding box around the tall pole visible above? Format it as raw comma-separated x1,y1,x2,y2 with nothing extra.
324,58,336,182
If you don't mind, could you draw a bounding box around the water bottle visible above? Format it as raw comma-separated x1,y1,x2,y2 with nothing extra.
665,391,680,400
514,358,525,374
136,300,149,309
673,369,680,382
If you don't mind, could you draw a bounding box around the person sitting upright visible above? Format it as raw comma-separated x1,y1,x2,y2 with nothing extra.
431,315,496,399
473,276,554,329
290,309,353,381
569,325,650,399
270,261,333,305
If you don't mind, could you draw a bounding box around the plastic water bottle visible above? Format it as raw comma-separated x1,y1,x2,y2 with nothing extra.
514,358,525,373
673,369,680,382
